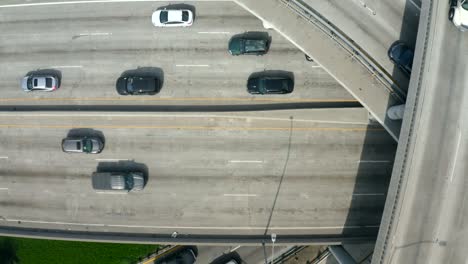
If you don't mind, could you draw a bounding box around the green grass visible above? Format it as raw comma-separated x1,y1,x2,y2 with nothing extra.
0,236,159,264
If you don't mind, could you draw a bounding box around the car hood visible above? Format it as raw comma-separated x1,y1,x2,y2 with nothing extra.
454,5,468,29
131,172,145,191
116,77,128,95
21,77,30,91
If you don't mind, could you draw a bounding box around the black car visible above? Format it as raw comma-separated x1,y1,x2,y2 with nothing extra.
155,248,197,264
116,76,161,95
247,75,294,95
388,41,414,76
228,33,270,55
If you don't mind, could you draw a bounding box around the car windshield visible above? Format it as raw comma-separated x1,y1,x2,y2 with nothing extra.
182,11,189,21
82,139,93,153
160,11,168,23
45,77,52,88
33,79,38,87
463,0,468,10
125,175,134,190
126,78,134,93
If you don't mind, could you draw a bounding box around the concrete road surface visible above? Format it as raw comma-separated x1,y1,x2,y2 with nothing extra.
0,109,396,237
0,1,353,106
373,0,468,263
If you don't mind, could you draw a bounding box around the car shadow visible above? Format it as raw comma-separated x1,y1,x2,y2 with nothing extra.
66,128,105,145
96,160,149,185
209,251,242,264
156,4,196,20
119,67,164,91
26,69,62,88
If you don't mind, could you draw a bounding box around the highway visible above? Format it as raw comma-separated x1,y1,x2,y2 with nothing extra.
0,1,353,106
0,109,396,237
373,0,468,263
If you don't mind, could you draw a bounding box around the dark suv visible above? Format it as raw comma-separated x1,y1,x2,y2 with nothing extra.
228,33,270,55
388,41,414,76
247,74,294,95
116,76,161,95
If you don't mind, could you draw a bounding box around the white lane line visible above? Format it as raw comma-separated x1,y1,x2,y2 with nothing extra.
95,158,129,161
352,193,385,196
357,160,392,163
95,192,128,195
229,160,263,163
224,194,258,197
50,65,83,68
0,157,8,159
310,65,322,68
198,31,231,34
1,218,378,230
0,0,229,8
408,0,421,11
0,188,8,190
230,245,241,252
175,64,209,67
79,32,112,36
0,113,369,125
449,128,462,182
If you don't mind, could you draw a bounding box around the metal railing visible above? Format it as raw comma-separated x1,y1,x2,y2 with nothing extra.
280,0,406,103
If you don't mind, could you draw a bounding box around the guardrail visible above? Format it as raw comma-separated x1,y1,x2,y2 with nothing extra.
280,0,406,103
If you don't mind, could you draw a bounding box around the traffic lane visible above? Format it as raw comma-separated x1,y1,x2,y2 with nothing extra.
0,113,393,178
0,170,388,236
0,115,395,235
0,1,276,54
0,52,353,105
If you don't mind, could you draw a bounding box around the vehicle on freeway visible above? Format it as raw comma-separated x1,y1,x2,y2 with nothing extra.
152,8,193,27
225,260,239,264
154,248,197,264
247,74,294,95
21,74,59,92
449,0,468,31
62,137,104,154
116,76,161,95
228,33,270,55
92,171,145,192
387,41,414,76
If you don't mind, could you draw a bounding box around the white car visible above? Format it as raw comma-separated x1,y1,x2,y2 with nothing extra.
152,9,193,27
21,74,59,92
449,0,468,31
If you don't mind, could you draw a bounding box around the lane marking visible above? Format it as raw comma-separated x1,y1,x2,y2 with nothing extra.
311,65,322,68
230,245,241,252
95,191,128,195
175,64,209,67
79,32,112,36
0,0,229,8
357,160,391,163
198,31,231,34
1,218,379,230
0,188,8,190
95,158,130,161
229,160,263,163
0,157,8,159
449,128,462,182
352,193,385,196
0,113,371,125
408,0,421,11
50,65,83,68
0,124,383,132
0,97,358,103
224,194,258,197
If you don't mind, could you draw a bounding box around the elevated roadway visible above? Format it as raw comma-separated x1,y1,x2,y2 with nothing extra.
373,0,468,263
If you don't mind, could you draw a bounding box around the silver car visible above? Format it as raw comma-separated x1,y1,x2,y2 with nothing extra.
92,172,145,192
62,137,104,154
21,74,59,92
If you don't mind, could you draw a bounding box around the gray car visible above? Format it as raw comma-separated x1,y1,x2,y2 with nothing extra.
21,74,59,92
92,172,145,192
62,137,104,154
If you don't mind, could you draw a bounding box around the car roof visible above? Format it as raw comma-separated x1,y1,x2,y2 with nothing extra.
167,10,183,22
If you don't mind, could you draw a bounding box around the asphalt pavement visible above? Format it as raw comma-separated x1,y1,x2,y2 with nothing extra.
0,109,396,237
0,1,353,106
